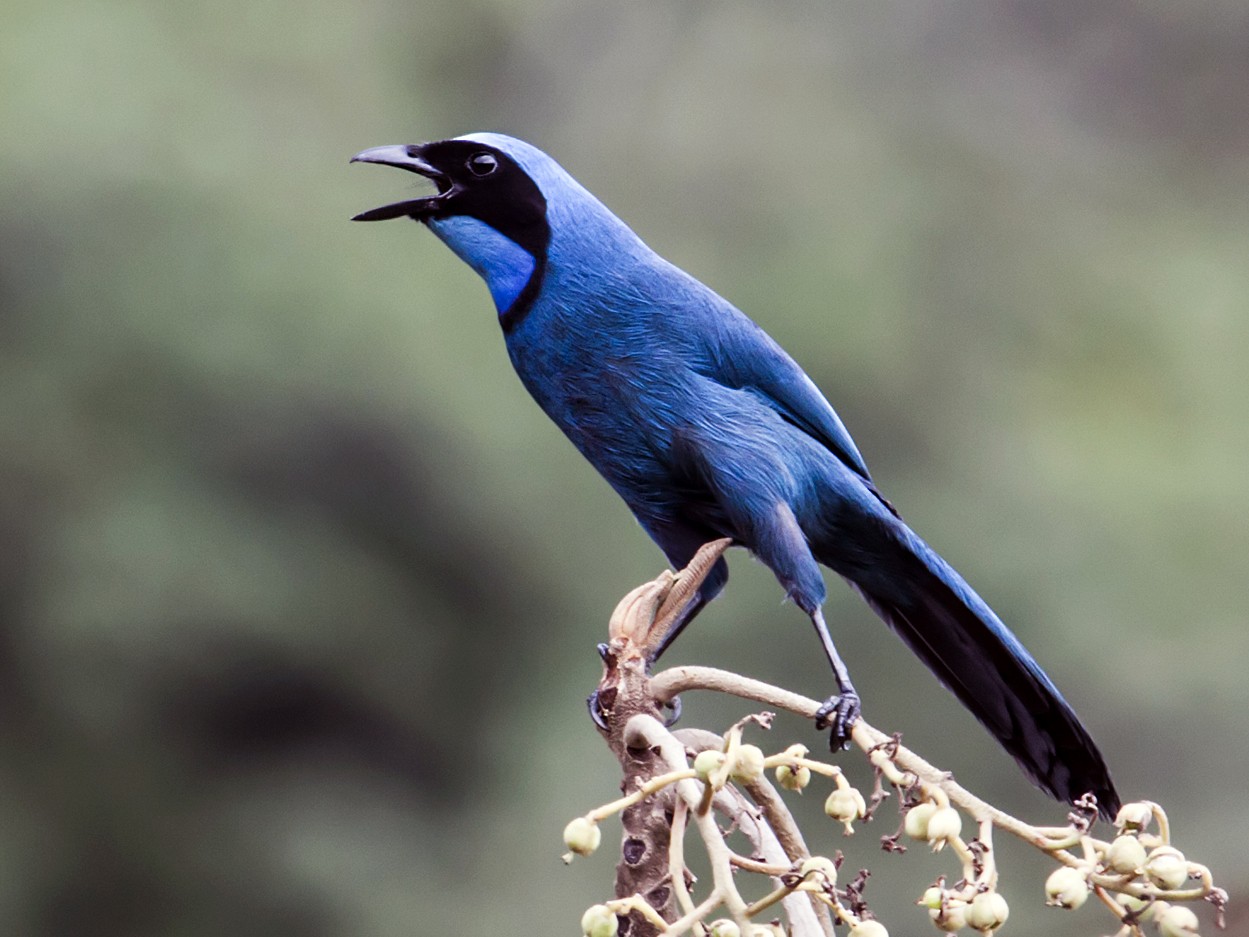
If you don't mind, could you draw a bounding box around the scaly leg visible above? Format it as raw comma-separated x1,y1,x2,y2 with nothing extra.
810,607,861,750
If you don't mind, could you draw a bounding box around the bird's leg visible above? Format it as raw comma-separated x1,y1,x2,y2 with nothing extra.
810,607,861,750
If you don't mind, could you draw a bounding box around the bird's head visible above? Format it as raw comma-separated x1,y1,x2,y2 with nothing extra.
351,133,558,318
352,133,649,325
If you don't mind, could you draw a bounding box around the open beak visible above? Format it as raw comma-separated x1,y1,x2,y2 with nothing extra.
350,144,454,221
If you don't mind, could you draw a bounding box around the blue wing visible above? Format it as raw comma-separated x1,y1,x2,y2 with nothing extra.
695,308,873,484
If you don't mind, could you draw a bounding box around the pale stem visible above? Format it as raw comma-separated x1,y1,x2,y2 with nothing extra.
651,666,1086,851
626,715,751,927
667,797,702,930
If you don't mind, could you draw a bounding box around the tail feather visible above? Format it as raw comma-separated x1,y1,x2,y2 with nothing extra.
826,521,1120,818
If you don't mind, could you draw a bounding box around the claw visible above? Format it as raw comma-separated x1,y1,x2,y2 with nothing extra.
814,690,861,751
661,694,682,727
586,690,610,731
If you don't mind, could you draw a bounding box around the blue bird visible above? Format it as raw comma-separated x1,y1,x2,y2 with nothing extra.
351,133,1119,815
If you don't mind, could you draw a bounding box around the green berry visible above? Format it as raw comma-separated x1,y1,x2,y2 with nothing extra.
1045,867,1089,909
1116,893,1155,919
799,855,838,885
848,920,889,937
730,744,766,782
929,903,967,932
1105,834,1147,875
824,786,867,830
1145,846,1189,890
580,904,618,937
966,891,1009,932
563,817,601,856
926,807,962,848
1156,903,1200,937
694,749,725,780
1114,801,1154,833
775,762,811,791
905,802,937,840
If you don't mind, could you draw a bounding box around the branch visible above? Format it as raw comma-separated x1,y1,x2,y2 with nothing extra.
565,543,1226,937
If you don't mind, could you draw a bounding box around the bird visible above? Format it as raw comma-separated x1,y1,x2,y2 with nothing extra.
350,132,1120,816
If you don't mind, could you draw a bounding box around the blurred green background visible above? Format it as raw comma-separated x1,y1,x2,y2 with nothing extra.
2,1,1245,934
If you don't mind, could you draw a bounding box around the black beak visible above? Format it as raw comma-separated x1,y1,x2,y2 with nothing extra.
350,144,453,222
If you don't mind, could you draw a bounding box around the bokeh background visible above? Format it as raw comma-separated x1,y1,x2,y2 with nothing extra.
2,1,1246,934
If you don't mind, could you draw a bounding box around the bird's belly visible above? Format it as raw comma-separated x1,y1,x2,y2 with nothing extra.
516,366,719,517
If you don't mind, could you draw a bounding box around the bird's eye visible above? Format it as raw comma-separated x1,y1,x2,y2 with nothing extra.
467,152,498,176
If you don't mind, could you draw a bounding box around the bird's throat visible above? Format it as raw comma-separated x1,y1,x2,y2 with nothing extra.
426,216,537,316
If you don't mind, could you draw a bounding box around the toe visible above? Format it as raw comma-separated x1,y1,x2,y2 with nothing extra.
586,691,610,730
661,694,682,727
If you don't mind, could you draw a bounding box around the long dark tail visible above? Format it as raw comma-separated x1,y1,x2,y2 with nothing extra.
823,517,1120,818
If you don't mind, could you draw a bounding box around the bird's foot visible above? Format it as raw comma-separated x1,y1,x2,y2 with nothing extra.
814,690,861,751
586,689,682,730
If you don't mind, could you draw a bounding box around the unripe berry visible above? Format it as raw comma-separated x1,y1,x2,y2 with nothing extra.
563,817,601,856
926,807,962,850
1105,834,1147,875
929,903,967,932
694,749,725,780
776,762,812,791
966,891,1009,932
905,802,937,840
581,904,619,937
824,786,867,831
799,855,838,886
1114,801,1154,833
1156,903,1200,937
919,886,944,910
1145,846,1189,890
849,919,889,937
1045,867,1089,909
730,744,766,782
1117,893,1155,920
708,919,741,937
